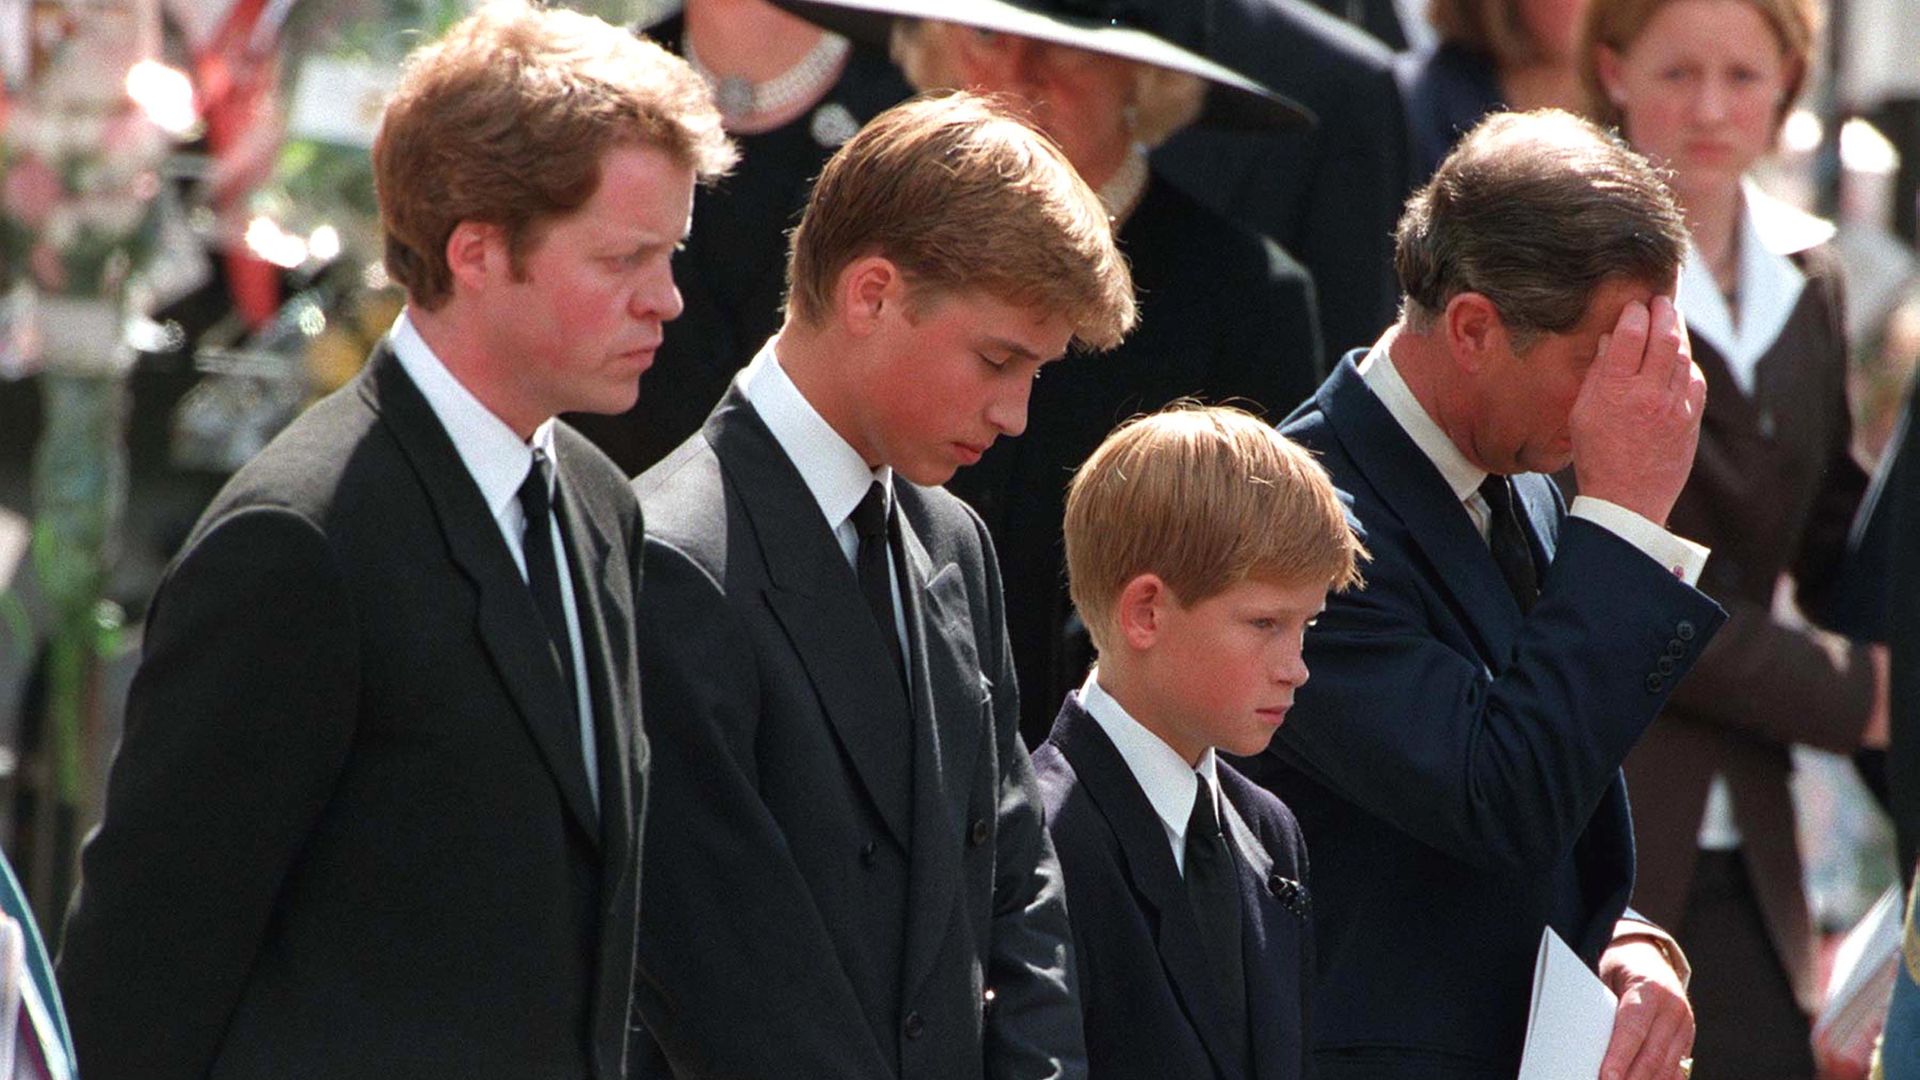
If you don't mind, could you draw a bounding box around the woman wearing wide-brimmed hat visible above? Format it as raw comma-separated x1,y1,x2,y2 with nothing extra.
777,0,1330,748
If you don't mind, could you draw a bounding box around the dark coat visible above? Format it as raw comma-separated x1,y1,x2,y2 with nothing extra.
1394,43,1504,186
1034,696,1313,1080
630,384,1083,1079
56,346,648,1080
1155,0,1412,359
1233,355,1726,1078
948,174,1324,748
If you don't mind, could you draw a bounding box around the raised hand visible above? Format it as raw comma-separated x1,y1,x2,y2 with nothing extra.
1568,295,1707,526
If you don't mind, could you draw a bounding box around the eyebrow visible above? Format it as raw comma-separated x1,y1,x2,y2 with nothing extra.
981,336,1059,364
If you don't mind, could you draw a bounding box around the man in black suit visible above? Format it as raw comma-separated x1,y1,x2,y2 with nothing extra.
1235,111,1725,1080
55,8,735,1078
1035,405,1366,1080
631,92,1135,1079
1155,0,1414,359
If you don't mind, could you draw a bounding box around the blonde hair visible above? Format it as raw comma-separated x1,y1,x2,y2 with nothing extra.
1064,404,1366,655
785,90,1137,352
374,0,736,310
888,20,1206,150
1580,0,1818,131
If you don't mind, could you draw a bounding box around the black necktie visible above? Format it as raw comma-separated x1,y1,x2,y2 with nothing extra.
518,450,580,716
1479,475,1540,613
852,481,906,685
1185,775,1250,1072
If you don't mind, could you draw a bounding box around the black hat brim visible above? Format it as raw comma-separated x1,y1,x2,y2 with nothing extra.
769,0,1315,132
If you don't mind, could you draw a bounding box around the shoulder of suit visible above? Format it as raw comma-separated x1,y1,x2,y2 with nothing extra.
896,482,990,556
201,377,387,530
1217,762,1307,859
553,421,642,528
632,432,728,551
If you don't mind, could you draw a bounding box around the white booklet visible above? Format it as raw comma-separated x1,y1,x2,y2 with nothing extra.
1518,928,1619,1080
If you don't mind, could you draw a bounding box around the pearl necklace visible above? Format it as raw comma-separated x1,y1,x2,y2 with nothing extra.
683,30,850,130
1099,145,1151,226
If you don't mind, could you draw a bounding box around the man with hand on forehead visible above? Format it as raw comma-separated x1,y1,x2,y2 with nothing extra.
1236,109,1728,1080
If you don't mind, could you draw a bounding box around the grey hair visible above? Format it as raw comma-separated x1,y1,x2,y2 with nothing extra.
1395,109,1686,349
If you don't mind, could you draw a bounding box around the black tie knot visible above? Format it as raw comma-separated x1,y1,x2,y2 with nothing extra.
1478,474,1540,613
1477,474,1514,515
519,449,556,525
852,481,891,543
1187,775,1223,847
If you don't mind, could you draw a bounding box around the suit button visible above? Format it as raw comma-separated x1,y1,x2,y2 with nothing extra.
1267,873,1285,896
1656,657,1677,676
1666,640,1686,659
859,840,878,867
1676,620,1696,641
1646,674,1665,693
969,818,990,847
904,1012,924,1039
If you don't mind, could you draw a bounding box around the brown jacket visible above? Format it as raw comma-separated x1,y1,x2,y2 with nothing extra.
1624,229,1873,1014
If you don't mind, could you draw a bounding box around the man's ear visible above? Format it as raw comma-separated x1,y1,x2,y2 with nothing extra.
835,255,906,338
1594,45,1627,110
445,220,505,294
1115,573,1170,652
1442,292,1510,374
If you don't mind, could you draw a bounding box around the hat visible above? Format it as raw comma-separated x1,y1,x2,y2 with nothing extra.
767,0,1315,131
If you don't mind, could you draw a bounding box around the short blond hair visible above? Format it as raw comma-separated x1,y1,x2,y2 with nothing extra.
375,0,736,310
785,90,1137,352
1064,404,1366,655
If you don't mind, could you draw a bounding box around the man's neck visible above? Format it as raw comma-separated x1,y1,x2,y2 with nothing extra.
1092,660,1203,769
407,305,541,441
767,324,879,469
1383,325,1487,474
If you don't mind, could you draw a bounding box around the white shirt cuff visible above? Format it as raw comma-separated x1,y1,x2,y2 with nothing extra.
1569,496,1709,587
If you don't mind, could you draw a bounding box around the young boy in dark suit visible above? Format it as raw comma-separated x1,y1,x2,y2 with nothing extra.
630,92,1139,1079
1034,404,1365,1080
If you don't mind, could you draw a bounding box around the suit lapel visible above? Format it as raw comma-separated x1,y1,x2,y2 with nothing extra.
1051,701,1248,1080
554,446,633,858
362,348,601,846
896,498,987,1003
1219,783,1303,1080
706,391,916,850
1317,359,1526,661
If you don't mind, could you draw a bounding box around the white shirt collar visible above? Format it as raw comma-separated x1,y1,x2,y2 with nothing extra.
741,336,891,534
1079,669,1219,867
388,310,553,515
1358,333,1486,504
1678,180,1829,397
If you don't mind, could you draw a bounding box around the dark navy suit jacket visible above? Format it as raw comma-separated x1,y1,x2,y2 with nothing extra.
1035,695,1313,1080
1234,355,1727,1079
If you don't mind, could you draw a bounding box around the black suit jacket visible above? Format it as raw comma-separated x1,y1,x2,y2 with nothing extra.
1154,0,1412,359
1034,696,1313,1080
56,346,648,1080
631,384,1082,1078
1234,356,1726,1078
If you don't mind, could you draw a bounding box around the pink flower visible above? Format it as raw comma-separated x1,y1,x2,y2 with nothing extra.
28,240,67,292
3,155,64,229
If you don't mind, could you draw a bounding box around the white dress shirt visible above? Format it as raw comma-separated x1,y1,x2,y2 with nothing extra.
1079,670,1221,876
1357,337,1709,585
740,338,909,660
389,311,600,807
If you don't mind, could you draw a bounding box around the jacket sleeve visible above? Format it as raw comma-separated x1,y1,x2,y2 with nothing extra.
1272,516,1727,872
977,519,1087,1080
56,506,360,1080
628,538,896,1080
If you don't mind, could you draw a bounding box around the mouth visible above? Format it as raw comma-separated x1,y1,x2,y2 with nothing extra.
1255,704,1291,724
951,441,988,466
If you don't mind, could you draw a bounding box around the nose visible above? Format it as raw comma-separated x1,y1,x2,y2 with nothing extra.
633,262,685,324
1694,76,1731,124
985,373,1034,438
1273,645,1309,689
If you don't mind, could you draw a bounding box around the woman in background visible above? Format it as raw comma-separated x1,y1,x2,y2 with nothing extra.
1582,1,1889,1074
1397,0,1592,180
